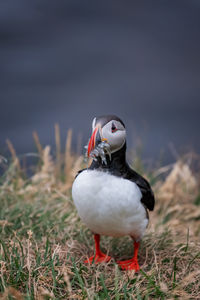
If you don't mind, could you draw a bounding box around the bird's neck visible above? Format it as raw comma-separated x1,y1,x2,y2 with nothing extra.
89,143,127,174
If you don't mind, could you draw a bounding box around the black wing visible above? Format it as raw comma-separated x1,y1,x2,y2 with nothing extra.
75,168,87,178
125,165,155,211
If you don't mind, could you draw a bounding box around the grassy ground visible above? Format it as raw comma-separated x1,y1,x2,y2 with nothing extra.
0,133,200,299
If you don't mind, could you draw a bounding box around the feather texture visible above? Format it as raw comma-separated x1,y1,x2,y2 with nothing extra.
72,169,148,241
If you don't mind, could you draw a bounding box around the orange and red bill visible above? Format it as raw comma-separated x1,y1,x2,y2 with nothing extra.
87,126,102,157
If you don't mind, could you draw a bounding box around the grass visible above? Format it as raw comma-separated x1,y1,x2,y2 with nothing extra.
0,128,200,299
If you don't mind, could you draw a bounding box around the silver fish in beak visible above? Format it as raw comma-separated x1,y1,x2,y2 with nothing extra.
85,125,111,165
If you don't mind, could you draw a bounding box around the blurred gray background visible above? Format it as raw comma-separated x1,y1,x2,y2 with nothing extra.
0,0,200,165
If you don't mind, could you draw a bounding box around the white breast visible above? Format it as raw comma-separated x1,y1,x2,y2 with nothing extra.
72,170,148,241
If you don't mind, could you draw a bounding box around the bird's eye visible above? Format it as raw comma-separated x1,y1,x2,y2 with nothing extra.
111,122,118,133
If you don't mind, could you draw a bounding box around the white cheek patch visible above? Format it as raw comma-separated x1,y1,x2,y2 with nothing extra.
102,120,126,153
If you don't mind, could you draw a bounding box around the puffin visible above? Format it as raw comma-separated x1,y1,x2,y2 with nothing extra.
72,115,155,271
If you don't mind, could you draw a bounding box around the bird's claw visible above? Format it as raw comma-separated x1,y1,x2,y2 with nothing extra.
84,253,111,264
117,258,140,272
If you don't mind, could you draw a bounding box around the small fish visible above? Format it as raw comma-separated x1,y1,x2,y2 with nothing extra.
85,141,111,165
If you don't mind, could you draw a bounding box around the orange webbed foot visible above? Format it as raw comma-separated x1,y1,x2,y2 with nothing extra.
117,258,140,272
85,234,111,264
84,252,111,264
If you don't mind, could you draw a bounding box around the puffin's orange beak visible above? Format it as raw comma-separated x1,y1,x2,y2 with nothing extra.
87,125,109,158
87,126,101,157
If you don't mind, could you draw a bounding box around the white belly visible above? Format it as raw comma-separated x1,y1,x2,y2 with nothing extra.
72,170,148,240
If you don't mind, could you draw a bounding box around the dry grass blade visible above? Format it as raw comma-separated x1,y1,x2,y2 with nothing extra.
71,155,83,178
33,131,43,157
41,146,54,175
180,270,200,287
65,128,73,185
55,123,61,178
160,161,198,197
6,139,21,172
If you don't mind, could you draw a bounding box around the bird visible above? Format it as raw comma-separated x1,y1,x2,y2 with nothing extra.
72,115,155,271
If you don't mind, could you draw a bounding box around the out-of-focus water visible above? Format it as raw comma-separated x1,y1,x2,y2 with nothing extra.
0,0,200,164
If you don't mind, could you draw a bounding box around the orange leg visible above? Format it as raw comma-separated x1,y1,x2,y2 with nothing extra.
84,234,111,264
117,241,140,272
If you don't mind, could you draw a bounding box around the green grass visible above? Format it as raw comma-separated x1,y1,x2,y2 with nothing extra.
0,179,200,300
0,149,200,299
